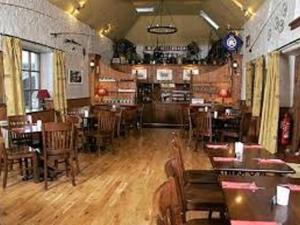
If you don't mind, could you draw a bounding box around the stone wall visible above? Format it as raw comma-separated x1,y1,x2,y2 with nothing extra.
0,0,114,99
241,0,299,106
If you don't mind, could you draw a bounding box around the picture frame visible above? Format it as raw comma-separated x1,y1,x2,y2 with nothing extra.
157,69,173,81
132,68,147,80
68,70,83,85
183,68,199,81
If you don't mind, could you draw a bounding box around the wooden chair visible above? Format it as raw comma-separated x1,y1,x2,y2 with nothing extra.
220,112,252,142
85,110,116,156
164,158,226,222
121,107,138,136
65,115,82,173
42,122,76,190
171,133,218,184
194,111,213,150
0,137,37,188
152,177,229,225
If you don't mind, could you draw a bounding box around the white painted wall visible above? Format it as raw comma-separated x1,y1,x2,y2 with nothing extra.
241,0,300,106
0,0,114,99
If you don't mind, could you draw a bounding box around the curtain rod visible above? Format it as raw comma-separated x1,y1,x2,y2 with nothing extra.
276,37,300,52
0,33,63,52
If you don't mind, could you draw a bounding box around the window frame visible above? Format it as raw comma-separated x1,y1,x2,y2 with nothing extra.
22,49,41,111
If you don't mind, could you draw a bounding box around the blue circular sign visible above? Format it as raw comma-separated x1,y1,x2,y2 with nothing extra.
222,32,243,52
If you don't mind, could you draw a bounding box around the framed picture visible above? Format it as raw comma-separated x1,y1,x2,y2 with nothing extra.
68,70,83,84
157,69,173,81
132,68,147,80
183,68,199,81
246,35,251,48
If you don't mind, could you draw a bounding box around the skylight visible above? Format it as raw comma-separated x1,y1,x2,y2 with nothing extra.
199,10,220,30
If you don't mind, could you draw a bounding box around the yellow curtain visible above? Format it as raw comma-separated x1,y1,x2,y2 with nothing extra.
2,37,25,116
53,50,67,121
245,62,254,107
252,56,264,117
259,52,280,154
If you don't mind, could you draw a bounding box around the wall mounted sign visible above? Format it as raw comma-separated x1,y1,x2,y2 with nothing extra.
132,68,147,80
222,32,243,52
157,69,173,81
183,68,199,81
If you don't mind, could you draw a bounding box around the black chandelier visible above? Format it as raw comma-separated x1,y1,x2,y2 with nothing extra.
147,0,178,35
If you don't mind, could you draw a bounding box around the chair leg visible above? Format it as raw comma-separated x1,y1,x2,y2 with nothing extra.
3,159,8,189
44,158,48,190
65,160,69,177
19,159,23,176
0,154,2,177
68,158,76,186
74,151,80,174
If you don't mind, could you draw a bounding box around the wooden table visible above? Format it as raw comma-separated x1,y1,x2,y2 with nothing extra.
207,147,295,175
220,175,300,225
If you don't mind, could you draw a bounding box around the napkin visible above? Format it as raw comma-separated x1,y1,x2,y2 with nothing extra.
282,184,300,192
213,157,239,162
276,185,290,206
244,144,263,149
222,181,259,191
231,221,278,225
206,144,228,149
257,159,285,164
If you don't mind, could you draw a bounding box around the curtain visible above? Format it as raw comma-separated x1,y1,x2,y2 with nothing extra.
2,37,25,116
53,50,67,121
245,62,254,107
252,56,264,117
259,52,280,154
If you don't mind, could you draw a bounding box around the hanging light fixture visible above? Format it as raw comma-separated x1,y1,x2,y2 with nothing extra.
147,0,177,35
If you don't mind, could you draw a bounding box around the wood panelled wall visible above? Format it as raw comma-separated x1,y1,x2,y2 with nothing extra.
113,64,220,83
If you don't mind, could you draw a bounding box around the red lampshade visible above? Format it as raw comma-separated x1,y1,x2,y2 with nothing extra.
219,88,229,98
97,87,108,97
37,89,50,99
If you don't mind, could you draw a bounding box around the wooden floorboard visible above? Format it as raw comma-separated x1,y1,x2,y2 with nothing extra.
0,129,212,225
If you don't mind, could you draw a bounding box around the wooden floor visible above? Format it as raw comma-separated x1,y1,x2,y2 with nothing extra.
0,129,212,225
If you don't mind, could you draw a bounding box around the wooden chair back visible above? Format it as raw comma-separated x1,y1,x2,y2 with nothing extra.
8,115,32,127
152,177,183,225
239,112,252,140
8,115,33,147
122,108,137,124
164,158,185,216
97,110,116,133
194,111,212,137
42,122,74,156
170,133,185,172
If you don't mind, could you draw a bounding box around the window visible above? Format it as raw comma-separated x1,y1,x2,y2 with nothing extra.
22,50,41,111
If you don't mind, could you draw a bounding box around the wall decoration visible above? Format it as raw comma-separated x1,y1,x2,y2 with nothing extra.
222,32,243,52
157,69,173,81
183,68,199,81
245,35,251,48
69,70,83,84
132,68,147,80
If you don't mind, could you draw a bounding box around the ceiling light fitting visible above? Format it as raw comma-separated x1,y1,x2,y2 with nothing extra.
136,7,154,13
147,0,177,35
199,10,219,30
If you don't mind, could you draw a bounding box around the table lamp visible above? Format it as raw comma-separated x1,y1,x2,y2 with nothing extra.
37,89,50,110
96,87,108,102
219,88,229,104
